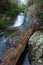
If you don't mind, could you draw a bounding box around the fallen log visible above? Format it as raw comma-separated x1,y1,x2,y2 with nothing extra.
0,27,34,65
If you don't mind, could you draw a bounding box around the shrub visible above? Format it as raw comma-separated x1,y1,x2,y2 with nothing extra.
0,17,7,28
0,2,26,28
38,11,43,19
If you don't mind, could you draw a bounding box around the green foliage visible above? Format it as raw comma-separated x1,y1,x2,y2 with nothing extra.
33,0,43,9
37,10,43,25
38,11,43,19
33,0,41,4
0,17,7,28
2,3,25,17
0,2,26,28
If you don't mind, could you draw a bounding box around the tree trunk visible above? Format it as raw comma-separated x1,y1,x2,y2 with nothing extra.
0,27,34,65
0,0,10,13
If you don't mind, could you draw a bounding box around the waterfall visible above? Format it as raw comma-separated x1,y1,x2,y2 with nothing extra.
11,13,25,27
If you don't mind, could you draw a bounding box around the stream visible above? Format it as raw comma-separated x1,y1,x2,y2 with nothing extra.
0,13,39,65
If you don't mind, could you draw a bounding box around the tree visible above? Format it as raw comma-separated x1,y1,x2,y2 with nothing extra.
29,0,33,6
0,0,10,13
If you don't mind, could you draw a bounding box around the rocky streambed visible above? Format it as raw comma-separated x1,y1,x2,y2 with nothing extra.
0,7,42,65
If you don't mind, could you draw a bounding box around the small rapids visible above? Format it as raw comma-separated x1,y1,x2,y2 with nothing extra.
12,13,25,27
0,35,11,57
0,13,39,65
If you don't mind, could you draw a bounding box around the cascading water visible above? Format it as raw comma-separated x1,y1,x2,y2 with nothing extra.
11,13,25,27
0,12,39,65
0,35,11,57
9,13,39,30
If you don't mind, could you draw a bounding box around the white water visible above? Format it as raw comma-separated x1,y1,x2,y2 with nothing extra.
0,35,11,57
12,13,25,27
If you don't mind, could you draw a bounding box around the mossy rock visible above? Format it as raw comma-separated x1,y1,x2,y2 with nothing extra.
28,31,43,65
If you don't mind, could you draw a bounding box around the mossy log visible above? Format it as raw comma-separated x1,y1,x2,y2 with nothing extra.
0,27,34,65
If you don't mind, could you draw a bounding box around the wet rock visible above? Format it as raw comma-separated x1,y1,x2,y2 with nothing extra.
28,31,43,65
26,5,37,17
0,36,11,57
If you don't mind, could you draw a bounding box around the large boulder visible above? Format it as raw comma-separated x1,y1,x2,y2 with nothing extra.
25,5,37,18
28,31,43,65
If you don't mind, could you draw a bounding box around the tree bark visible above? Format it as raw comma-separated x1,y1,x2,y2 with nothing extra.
0,27,34,65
